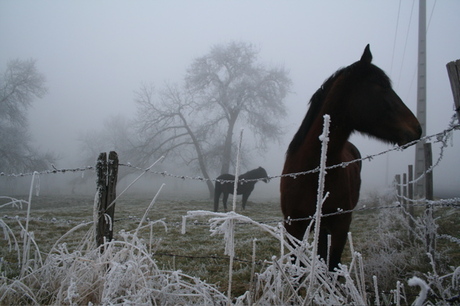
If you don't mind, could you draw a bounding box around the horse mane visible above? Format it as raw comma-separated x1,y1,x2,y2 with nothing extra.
286,68,346,155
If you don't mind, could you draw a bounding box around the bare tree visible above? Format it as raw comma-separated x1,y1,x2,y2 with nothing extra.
0,59,53,173
133,41,291,197
134,83,216,196
186,41,291,174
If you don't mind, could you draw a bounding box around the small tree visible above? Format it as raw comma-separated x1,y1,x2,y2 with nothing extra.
0,59,53,172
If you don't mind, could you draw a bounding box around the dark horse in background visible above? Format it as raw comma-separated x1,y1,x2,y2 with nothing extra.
214,167,269,212
281,45,421,271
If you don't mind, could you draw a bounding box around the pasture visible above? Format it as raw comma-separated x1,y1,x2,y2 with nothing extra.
1,192,459,304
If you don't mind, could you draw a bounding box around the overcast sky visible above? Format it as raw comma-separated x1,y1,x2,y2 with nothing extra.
1,0,459,197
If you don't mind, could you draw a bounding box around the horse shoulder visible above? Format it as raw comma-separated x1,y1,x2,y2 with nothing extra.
344,142,361,162
343,141,362,206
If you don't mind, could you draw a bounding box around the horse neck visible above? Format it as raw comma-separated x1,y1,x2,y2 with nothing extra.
240,171,259,180
289,96,353,168
323,105,354,155
322,75,358,149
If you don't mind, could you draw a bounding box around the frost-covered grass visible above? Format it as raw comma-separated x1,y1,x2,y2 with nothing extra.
0,195,283,296
1,192,459,304
353,193,460,304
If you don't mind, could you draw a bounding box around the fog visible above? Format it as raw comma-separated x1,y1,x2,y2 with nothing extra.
1,1,459,199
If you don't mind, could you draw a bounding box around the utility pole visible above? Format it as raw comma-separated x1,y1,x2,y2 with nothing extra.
414,0,427,197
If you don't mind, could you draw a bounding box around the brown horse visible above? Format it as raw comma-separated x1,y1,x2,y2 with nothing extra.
281,45,421,271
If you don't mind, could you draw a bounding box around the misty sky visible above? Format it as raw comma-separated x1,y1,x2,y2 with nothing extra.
1,1,459,197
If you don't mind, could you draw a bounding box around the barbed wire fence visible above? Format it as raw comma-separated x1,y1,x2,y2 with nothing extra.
1,114,458,181
0,117,458,237
1,117,459,224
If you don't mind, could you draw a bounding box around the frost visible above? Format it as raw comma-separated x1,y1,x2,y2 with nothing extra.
1,116,459,304
408,276,430,306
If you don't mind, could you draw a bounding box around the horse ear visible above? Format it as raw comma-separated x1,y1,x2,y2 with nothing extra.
360,44,372,63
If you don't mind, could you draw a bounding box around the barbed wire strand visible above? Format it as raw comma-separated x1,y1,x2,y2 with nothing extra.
1,122,459,184
2,196,458,228
1,201,458,278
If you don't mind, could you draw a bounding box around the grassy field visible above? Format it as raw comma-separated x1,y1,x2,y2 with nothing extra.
1,192,459,303
1,194,285,295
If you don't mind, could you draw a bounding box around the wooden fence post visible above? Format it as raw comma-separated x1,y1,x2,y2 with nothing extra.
446,59,460,124
402,173,407,206
424,143,435,255
407,165,415,229
96,151,119,249
395,174,401,201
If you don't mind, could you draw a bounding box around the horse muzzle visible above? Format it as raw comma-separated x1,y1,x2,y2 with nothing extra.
397,124,422,147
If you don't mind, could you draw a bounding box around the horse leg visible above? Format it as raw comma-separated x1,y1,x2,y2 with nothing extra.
327,215,352,271
284,217,310,241
242,192,251,210
222,192,229,212
213,184,221,212
317,227,330,267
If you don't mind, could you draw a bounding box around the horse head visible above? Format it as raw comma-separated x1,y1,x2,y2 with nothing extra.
257,167,270,183
346,45,422,146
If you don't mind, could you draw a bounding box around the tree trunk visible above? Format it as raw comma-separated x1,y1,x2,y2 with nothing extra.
220,116,237,175
189,130,214,198
180,113,215,198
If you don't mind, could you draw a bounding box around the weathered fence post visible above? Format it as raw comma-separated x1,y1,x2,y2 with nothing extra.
446,59,460,124
423,143,435,255
395,174,401,201
407,165,415,229
402,173,407,206
96,151,119,249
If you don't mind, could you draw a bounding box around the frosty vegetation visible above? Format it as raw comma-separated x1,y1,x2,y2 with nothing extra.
1,172,459,305
1,118,459,305
1,119,460,304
